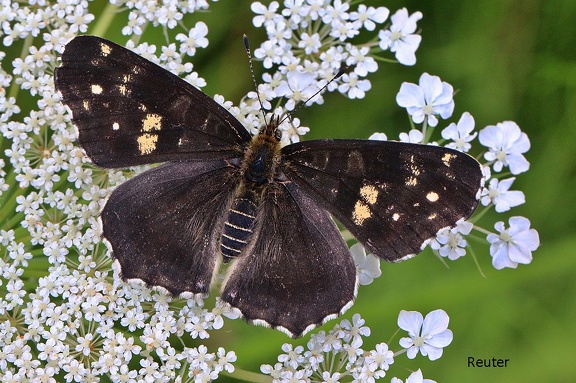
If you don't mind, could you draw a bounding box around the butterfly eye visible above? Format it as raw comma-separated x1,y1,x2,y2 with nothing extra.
274,129,282,141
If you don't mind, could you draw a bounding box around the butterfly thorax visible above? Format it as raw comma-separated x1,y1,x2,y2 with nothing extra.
220,120,282,262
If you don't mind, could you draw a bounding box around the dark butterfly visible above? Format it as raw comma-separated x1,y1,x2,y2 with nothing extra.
54,35,483,338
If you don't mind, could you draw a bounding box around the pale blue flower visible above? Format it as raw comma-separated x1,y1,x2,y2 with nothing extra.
441,112,477,152
350,243,381,285
479,121,531,174
379,8,422,65
481,177,525,212
487,216,539,269
396,73,454,127
398,309,453,361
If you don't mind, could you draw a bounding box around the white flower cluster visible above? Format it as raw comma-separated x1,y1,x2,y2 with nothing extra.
108,0,216,34
0,1,246,381
244,1,423,145
390,72,540,270
261,310,451,383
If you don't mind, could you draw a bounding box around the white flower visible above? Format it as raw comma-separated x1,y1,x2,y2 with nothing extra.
122,11,146,36
278,343,305,369
350,243,381,285
329,20,359,41
279,117,310,145
346,46,378,77
481,177,525,212
396,73,455,127
322,371,342,383
479,121,530,174
216,347,236,374
391,369,437,383
251,1,282,28
176,21,208,57
369,132,388,141
339,313,370,347
399,129,424,143
320,0,350,26
398,309,453,361
487,216,539,270
441,112,477,152
276,70,318,110
379,8,422,65
254,40,284,69
365,342,394,371
337,72,371,99
430,220,473,260
350,5,389,31
298,32,322,55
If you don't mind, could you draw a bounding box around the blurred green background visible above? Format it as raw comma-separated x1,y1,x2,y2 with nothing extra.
190,1,576,381
8,0,576,381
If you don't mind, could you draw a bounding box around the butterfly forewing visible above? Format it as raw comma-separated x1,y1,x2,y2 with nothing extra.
221,181,357,338
102,159,239,295
282,139,483,262
55,35,251,168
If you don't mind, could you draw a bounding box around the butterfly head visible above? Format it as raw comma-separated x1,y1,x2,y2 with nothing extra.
242,116,283,186
258,114,282,142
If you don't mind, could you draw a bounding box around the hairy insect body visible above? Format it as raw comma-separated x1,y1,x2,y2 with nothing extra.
220,123,282,261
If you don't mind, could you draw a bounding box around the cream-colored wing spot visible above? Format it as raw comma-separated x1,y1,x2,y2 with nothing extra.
405,163,421,186
352,201,371,226
112,122,120,131
359,184,378,205
426,191,439,202
137,133,158,154
406,176,418,186
100,42,112,57
142,113,162,132
442,152,456,167
91,84,103,94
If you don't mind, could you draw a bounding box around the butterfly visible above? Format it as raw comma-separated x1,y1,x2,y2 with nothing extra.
54,35,483,338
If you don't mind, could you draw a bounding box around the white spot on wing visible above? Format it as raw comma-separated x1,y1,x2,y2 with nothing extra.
91,84,103,94
100,42,112,56
442,152,455,167
426,191,439,202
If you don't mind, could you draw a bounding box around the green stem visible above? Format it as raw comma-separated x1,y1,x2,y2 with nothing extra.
467,245,487,278
8,34,34,100
90,2,120,37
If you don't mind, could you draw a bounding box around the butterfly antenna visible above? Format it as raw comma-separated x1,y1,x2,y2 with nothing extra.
278,65,348,126
243,34,269,126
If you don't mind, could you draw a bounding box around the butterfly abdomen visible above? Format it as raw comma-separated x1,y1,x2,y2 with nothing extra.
220,124,282,261
221,196,258,261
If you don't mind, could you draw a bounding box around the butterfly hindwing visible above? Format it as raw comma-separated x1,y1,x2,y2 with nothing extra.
55,35,251,168
221,181,357,338
282,139,483,262
102,159,239,296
